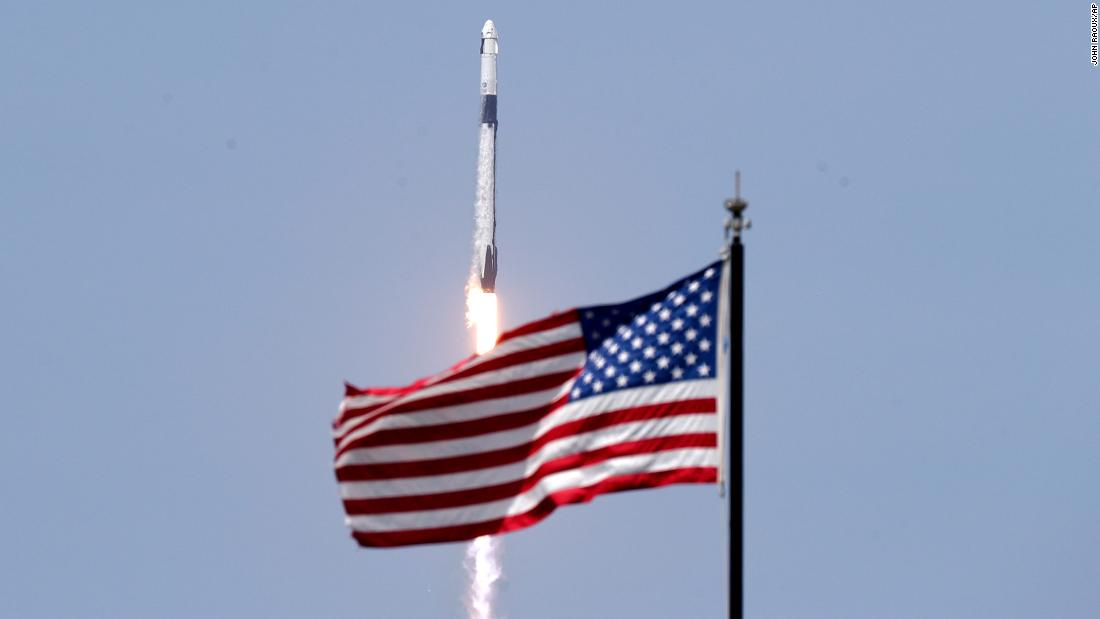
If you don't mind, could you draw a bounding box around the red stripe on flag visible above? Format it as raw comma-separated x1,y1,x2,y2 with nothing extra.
334,369,583,456
342,433,717,515
339,355,480,423
343,354,475,398
336,343,582,435
349,467,717,547
339,320,581,428
496,311,579,344
334,398,716,480
339,394,570,449
438,338,587,385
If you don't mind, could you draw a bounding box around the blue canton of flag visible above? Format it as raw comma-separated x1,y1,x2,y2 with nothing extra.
571,261,722,401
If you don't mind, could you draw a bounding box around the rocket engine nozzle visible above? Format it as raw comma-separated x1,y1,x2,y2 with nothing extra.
479,244,498,293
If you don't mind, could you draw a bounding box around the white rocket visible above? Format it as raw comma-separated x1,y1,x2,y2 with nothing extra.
475,19,499,293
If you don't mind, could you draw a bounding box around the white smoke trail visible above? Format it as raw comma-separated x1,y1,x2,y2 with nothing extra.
464,535,503,619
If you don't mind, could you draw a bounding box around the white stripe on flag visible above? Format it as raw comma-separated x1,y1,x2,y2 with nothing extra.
336,379,716,466
345,447,718,532
337,393,398,413
334,351,586,444
464,322,582,366
341,385,567,442
339,413,717,499
335,322,581,421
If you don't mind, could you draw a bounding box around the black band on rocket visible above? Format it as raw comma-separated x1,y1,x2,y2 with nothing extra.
480,95,497,125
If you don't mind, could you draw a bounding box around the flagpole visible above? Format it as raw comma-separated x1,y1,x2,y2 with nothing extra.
724,172,749,619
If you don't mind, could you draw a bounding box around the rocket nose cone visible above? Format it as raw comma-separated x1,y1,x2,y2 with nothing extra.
481,19,498,39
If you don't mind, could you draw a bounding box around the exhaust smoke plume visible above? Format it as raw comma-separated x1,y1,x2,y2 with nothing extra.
465,534,503,619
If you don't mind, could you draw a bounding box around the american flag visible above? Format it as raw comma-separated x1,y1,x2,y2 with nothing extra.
333,261,726,547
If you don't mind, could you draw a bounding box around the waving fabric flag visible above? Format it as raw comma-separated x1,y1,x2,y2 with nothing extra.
334,261,726,547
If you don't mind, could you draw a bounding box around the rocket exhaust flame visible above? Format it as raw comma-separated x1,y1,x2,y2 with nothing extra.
465,535,503,619
468,286,499,355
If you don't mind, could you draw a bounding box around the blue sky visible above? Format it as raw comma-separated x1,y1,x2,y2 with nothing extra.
2,1,1098,617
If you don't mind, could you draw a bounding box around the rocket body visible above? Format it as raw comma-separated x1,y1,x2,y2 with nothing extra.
476,20,499,293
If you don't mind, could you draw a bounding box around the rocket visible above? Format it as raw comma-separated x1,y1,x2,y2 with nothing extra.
476,19,499,293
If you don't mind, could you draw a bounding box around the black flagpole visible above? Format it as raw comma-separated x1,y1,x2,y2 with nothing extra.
724,173,749,619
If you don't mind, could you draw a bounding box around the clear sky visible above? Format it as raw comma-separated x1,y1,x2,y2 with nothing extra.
2,1,1098,617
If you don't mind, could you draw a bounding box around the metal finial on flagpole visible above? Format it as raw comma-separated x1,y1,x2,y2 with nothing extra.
724,170,751,243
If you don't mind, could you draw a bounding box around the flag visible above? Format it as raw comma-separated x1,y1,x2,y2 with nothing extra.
334,261,726,547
